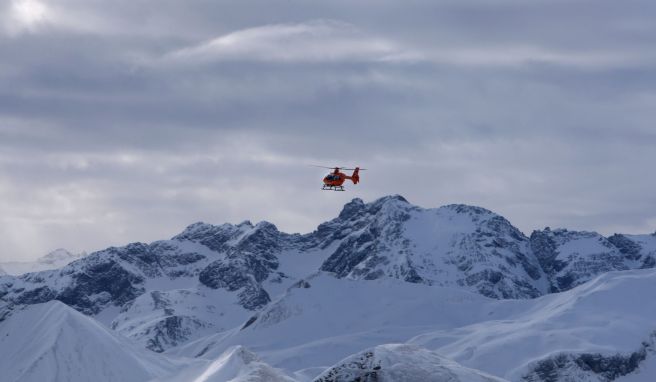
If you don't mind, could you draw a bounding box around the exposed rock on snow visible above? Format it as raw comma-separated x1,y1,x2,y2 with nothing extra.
111,290,216,352
319,197,548,298
522,331,656,382
608,234,656,269
314,344,507,382
530,228,629,292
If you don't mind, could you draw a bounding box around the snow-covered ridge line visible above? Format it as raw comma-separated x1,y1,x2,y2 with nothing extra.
1,195,654,323
1,195,655,381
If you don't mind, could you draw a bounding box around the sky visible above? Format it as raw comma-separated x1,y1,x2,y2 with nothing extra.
1,0,655,261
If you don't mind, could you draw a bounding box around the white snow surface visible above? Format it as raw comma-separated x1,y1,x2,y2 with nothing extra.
411,268,656,380
171,269,656,381
0,301,177,382
163,346,296,382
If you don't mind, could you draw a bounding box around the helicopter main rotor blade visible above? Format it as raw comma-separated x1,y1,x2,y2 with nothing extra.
309,165,367,170
309,165,344,169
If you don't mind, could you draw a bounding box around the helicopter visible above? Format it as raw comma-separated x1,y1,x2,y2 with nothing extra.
312,166,366,191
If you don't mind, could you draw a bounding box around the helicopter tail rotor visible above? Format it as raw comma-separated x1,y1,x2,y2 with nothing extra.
351,167,360,184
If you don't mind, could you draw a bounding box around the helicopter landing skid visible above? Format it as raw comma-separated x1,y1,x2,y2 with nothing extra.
322,185,345,191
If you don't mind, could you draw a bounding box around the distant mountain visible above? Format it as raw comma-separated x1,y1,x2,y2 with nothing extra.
1,195,655,381
0,248,86,276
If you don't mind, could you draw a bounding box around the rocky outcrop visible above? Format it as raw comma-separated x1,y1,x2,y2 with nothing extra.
314,344,507,382
522,332,656,382
530,228,629,292
320,197,547,299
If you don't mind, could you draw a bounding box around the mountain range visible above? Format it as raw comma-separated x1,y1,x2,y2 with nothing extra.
1,195,655,381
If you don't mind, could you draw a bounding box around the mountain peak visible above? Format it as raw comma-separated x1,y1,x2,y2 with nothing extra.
338,198,365,219
254,221,277,231
38,248,81,265
372,194,409,205
442,204,495,217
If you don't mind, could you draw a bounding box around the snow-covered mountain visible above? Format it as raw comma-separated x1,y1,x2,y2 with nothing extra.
0,248,86,276
0,301,176,382
1,195,655,381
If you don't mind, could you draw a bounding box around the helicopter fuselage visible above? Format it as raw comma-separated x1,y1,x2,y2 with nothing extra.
322,167,360,191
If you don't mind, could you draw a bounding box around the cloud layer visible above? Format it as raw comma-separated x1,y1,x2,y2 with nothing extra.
1,0,655,260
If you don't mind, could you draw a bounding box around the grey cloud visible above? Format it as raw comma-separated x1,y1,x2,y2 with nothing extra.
0,0,655,260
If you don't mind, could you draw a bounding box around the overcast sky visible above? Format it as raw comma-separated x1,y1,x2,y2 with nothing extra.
1,0,655,261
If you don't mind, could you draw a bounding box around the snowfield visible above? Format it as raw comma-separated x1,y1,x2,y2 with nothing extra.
1,195,655,381
0,301,178,382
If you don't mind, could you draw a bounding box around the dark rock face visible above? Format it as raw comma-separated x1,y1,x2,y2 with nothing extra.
319,196,414,281
608,234,643,261
1,237,213,316
198,256,274,310
238,284,271,311
58,259,145,314
198,245,278,310
530,229,561,274
173,222,248,252
522,332,655,382
641,256,656,269
321,198,547,299
179,221,283,310
144,315,207,353
338,198,366,220
199,259,254,290
321,227,380,278
14,286,56,305
529,229,629,293
314,350,380,382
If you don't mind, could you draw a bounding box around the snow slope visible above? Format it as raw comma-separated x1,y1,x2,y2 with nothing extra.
163,346,296,382
411,268,656,381
171,272,514,371
173,268,656,381
0,301,176,382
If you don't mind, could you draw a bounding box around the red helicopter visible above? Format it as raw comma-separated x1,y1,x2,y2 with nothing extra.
312,166,366,191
